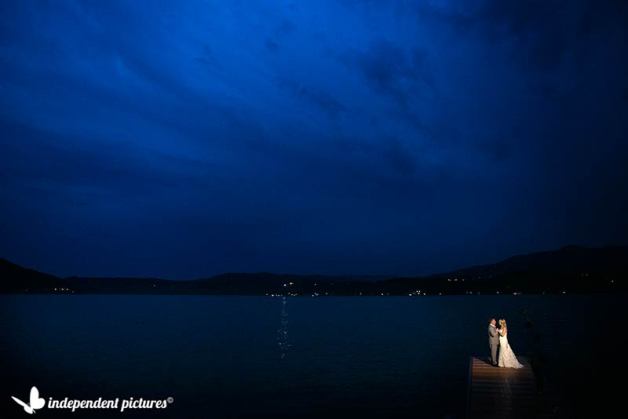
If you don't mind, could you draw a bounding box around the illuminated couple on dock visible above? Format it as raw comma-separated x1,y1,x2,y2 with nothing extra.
488,318,524,368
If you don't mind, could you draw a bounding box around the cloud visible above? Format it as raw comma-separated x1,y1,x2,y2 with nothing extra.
420,0,628,71
276,79,347,119
1,0,627,277
343,40,432,108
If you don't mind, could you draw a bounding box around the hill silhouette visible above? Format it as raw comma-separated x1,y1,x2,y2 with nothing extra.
1,245,626,295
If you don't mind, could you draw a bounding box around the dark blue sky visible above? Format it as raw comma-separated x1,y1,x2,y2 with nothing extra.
1,1,627,278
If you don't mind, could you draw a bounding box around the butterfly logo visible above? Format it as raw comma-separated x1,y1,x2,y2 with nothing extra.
11,386,45,414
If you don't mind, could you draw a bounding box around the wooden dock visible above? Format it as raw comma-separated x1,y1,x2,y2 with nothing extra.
467,356,553,419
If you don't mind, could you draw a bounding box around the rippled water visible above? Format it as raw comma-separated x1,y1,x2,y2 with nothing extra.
0,295,623,418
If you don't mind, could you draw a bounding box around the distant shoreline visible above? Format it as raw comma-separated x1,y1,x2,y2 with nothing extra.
2,245,627,296
1,290,624,297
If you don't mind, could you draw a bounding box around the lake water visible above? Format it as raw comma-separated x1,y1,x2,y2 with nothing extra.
0,295,624,418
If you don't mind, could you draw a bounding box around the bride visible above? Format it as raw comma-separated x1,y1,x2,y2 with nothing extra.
497,319,524,369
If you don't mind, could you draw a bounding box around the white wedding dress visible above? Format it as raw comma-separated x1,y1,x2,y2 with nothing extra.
498,331,524,369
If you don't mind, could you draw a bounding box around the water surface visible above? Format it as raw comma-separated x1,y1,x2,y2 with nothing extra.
0,295,623,418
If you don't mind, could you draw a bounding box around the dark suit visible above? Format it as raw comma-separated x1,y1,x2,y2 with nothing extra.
488,324,499,365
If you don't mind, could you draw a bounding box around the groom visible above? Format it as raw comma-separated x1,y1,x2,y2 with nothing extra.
488,318,499,366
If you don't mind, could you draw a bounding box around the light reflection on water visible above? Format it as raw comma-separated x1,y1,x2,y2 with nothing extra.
277,296,290,359
0,295,624,418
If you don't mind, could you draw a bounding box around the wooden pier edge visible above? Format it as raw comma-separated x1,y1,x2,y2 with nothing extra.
466,356,474,419
466,355,545,419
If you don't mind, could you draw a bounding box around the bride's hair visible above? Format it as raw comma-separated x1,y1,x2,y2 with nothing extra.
499,319,507,330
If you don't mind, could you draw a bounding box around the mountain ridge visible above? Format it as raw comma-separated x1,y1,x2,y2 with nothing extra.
1,245,626,295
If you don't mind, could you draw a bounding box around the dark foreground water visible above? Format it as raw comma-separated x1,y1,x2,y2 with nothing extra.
0,295,624,418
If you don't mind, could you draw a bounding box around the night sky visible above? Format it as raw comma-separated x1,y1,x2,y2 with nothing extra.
1,1,627,279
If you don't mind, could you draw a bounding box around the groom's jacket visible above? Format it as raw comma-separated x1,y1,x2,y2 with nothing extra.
488,325,499,346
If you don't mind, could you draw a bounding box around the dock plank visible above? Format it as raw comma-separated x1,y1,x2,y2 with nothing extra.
467,356,547,419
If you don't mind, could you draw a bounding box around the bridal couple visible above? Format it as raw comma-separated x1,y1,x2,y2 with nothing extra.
488,318,524,368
